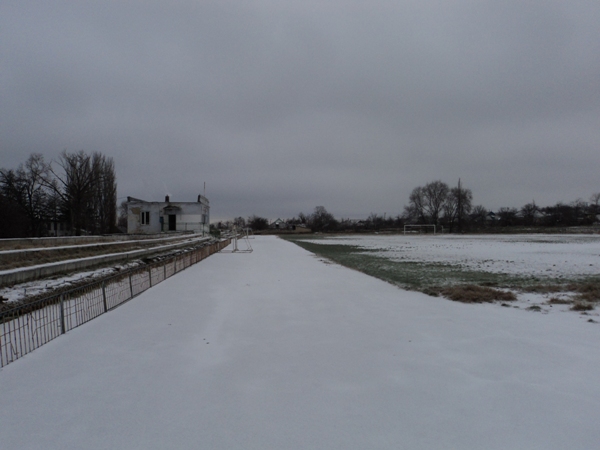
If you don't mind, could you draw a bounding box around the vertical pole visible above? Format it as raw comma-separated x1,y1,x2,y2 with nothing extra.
60,294,66,334
129,273,133,298
164,263,167,280
102,281,108,312
148,267,153,288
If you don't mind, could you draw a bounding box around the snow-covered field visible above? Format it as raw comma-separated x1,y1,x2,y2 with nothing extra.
301,234,600,277
1,236,599,449
295,234,600,314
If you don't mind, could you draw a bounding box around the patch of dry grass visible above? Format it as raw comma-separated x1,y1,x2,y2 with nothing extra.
524,280,600,305
570,282,600,303
548,297,572,305
431,285,517,304
571,302,595,311
522,284,564,294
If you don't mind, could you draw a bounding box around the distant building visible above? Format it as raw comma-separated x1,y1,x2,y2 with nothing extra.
126,195,209,235
291,224,311,233
45,220,70,237
269,218,287,229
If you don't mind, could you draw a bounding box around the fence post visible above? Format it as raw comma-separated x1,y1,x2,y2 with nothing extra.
60,294,66,334
164,263,167,280
102,281,108,312
148,267,153,287
129,273,133,298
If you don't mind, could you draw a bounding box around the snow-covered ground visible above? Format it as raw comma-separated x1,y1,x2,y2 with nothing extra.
0,262,142,304
302,234,600,277
0,236,599,449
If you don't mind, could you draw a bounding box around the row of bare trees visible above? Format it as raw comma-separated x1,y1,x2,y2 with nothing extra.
0,151,117,237
219,206,341,233
491,199,600,227
234,180,599,233
404,179,600,229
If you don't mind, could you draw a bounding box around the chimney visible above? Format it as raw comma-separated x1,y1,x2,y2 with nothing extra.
165,195,170,202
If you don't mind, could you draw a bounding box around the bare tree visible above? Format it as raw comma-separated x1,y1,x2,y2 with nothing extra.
118,200,128,230
309,206,338,232
93,154,117,234
50,150,117,235
497,207,518,226
247,215,269,230
406,180,449,225
0,153,53,236
444,179,473,231
50,151,92,235
405,187,426,223
520,202,539,225
233,216,246,228
589,193,600,217
0,173,30,237
471,205,488,225
297,212,309,225
571,198,589,225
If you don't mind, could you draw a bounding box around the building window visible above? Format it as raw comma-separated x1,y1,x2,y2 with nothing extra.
141,211,150,225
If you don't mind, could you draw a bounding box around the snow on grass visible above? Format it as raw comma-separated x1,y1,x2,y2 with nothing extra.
0,236,599,449
288,234,600,314
299,234,600,276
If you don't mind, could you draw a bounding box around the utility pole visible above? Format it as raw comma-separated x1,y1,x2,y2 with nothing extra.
457,178,462,232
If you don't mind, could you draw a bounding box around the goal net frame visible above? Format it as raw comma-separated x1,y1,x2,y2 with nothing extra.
403,224,436,235
220,227,253,253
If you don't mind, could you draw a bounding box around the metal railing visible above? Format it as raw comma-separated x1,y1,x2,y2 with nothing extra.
0,238,230,368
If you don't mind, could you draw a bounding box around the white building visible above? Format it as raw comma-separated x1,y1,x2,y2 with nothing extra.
126,195,210,235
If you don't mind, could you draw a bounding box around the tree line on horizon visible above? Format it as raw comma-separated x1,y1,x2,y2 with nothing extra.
0,151,117,238
223,179,600,233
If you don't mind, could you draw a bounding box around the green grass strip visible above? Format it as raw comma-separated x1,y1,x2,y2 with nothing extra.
283,237,598,296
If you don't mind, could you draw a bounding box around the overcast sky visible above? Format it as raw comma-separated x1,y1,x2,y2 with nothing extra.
1,1,599,221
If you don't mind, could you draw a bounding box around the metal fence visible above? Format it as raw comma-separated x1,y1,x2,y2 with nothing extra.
0,238,231,368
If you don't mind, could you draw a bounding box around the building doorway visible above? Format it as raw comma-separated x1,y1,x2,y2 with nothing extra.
168,214,176,231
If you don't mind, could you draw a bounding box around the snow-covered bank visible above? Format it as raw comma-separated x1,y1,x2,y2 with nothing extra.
0,236,599,449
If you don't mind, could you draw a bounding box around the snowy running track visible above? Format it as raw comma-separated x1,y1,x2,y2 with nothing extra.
1,236,599,449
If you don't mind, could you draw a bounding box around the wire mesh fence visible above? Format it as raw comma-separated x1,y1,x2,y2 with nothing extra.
0,238,230,368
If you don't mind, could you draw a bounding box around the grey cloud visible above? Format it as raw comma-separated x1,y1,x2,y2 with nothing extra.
1,1,599,221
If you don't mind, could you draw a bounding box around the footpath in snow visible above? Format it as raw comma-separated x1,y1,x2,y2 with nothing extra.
0,236,599,449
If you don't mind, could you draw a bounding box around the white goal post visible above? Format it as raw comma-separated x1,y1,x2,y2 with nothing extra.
403,224,436,235
220,226,253,253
